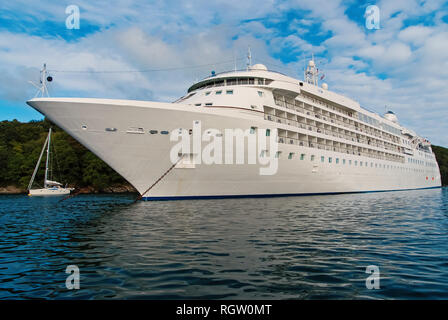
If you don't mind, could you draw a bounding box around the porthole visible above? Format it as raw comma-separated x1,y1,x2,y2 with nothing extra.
81,125,87,130
150,130,158,134
160,131,169,135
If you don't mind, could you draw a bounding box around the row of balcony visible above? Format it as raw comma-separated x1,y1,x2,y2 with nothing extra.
265,114,402,154
276,136,403,163
273,96,401,145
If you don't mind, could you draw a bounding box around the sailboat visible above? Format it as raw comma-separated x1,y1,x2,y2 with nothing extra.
28,128,73,196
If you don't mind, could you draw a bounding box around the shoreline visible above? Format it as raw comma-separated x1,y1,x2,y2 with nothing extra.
0,185,138,195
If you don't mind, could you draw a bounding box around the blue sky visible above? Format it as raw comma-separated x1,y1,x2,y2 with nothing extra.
0,0,447,146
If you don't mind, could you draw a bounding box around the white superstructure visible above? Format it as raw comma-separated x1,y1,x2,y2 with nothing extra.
27,60,441,200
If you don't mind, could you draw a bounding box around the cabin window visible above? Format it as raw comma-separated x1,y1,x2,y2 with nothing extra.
288,152,294,159
336,158,339,164
349,160,352,165
226,90,233,94
257,78,264,85
329,157,332,163
195,103,201,106
227,78,236,85
205,103,213,106
160,131,169,135
257,91,263,97
355,161,358,166
321,156,325,163
205,92,211,96
300,154,305,160
149,130,158,134
81,125,87,130
126,127,144,134
250,127,257,134
311,155,315,161
266,129,270,136
343,159,346,165
216,91,222,95
275,151,281,158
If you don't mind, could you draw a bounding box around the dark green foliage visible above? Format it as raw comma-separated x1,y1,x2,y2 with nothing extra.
0,119,128,190
432,145,448,186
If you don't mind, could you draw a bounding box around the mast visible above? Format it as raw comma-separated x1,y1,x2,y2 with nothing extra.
246,46,252,70
44,128,52,188
28,63,52,98
304,54,319,86
27,131,50,191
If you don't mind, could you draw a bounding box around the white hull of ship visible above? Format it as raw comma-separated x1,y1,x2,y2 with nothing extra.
27,98,442,200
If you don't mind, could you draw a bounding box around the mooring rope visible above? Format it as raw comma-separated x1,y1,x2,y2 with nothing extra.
58,188,82,203
57,158,182,204
134,157,182,203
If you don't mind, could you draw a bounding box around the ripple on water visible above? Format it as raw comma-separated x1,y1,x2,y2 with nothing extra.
0,189,447,299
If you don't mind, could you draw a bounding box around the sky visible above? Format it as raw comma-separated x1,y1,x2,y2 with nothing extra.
0,0,447,146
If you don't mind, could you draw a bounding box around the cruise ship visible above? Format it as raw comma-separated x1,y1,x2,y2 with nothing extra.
27,60,441,200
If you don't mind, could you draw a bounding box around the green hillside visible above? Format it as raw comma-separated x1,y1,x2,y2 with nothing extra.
0,119,132,193
432,145,448,186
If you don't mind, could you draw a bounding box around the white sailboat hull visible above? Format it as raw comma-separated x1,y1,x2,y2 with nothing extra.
28,187,72,196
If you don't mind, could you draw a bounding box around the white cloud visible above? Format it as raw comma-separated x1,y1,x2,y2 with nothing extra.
398,25,434,45
0,0,447,146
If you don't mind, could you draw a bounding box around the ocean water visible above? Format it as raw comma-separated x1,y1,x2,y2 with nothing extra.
0,188,447,300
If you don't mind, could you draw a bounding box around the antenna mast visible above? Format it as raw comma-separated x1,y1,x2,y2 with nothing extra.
246,46,252,70
29,63,53,98
304,54,318,86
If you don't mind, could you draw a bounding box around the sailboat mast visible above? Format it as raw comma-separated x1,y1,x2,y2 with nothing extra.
44,128,52,188
27,132,50,191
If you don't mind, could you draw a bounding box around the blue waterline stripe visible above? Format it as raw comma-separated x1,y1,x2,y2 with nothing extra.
142,186,442,201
